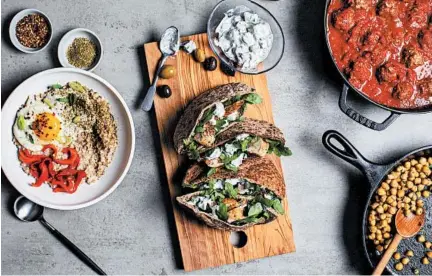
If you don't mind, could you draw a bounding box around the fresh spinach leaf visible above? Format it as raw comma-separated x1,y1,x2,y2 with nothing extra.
224,182,237,198
257,195,273,207
272,199,284,214
217,203,228,221
195,126,205,133
225,164,238,172
50,84,62,89
244,93,262,104
248,203,263,217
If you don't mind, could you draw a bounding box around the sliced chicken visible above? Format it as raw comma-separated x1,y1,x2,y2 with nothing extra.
225,100,244,117
246,137,269,157
204,158,223,168
194,125,216,147
222,198,246,211
227,206,246,223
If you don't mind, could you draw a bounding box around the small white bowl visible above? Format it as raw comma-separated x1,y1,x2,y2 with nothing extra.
9,9,53,53
58,28,103,71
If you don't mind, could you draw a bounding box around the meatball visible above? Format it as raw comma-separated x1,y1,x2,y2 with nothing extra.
376,61,407,83
332,8,356,32
365,44,389,66
377,0,401,17
349,0,373,10
348,58,373,88
418,78,432,95
407,1,429,28
418,30,432,52
392,82,415,100
401,47,424,68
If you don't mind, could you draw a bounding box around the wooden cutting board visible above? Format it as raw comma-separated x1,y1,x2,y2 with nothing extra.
144,33,295,271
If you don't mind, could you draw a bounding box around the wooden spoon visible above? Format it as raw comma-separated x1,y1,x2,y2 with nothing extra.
372,209,425,275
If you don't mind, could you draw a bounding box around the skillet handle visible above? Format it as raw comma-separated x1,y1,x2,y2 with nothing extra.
322,130,390,185
339,84,400,131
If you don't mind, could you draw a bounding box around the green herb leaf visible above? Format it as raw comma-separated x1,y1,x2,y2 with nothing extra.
201,108,215,124
225,163,238,172
240,137,252,152
50,84,62,89
244,93,262,104
17,115,26,130
207,167,216,177
272,199,284,214
68,81,86,93
217,203,228,221
28,134,34,144
248,203,263,217
224,182,237,198
56,97,69,103
257,195,273,207
68,93,77,106
195,126,204,133
263,212,270,219
278,145,292,156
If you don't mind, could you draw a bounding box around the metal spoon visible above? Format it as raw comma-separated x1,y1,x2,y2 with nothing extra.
14,196,106,275
141,26,179,111
372,209,425,275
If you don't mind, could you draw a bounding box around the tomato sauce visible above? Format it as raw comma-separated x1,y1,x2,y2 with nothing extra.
327,0,432,109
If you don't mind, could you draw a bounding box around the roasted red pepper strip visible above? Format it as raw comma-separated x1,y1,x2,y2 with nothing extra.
33,159,50,187
54,148,78,167
57,168,79,176
29,162,40,178
18,149,45,164
42,144,58,156
43,158,56,178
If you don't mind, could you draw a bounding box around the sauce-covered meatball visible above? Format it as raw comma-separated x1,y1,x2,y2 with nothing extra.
418,30,432,52
418,78,432,95
376,61,407,84
401,46,424,68
392,82,415,101
348,57,373,88
332,8,356,32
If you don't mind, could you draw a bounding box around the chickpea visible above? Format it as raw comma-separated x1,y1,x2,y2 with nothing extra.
421,257,430,265
376,245,383,252
413,268,420,275
382,182,390,190
422,190,430,198
418,184,425,191
416,208,423,215
406,250,414,257
426,251,432,258
404,209,412,217
404,161,411,169
395,262,404,271
377,188,386,196
428,157,432,164
397,190,405,198
425,241,432,249
393,252,401,260
383,233,390,239
416,199,424,207
418,235,426,243
401,257,410,265
419,157,427,165
377,206,384,214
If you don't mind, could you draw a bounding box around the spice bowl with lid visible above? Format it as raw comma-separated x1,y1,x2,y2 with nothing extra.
207,0,285,75
9,9,53,53
58,28,103,71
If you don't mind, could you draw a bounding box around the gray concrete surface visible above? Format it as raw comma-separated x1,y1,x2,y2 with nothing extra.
2,0,432,274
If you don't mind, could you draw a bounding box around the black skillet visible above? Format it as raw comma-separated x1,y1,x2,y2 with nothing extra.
324,0,432,131
322,130,432,275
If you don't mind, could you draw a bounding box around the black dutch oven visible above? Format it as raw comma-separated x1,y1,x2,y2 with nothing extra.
322,130,432,275
324,0,432,131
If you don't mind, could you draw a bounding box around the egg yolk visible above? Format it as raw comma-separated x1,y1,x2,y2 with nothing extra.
32,112,61,141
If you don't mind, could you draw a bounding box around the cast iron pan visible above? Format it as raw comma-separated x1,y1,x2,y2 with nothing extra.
322,130,432,275
324,0,432,131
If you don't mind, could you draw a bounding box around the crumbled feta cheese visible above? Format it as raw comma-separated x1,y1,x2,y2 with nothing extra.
196,196,214,211
264,193,273,200
181,40,196,54
214,5,274,70
225,178,241,186
224,143,239,156
209,117,217,126
226,111,239,121
231,153,246,167
213,102,225,118
214,180,224,189
206,147,221,160
236,134,249,141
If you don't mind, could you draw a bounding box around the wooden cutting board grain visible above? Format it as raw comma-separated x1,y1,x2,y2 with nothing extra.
144,33,295,271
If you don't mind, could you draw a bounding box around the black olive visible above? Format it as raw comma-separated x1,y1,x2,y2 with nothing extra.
157,85,172,98
220,61,236,76
203,56,217,71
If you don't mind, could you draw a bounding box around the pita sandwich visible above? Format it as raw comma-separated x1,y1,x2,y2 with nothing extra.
176,157,285,231
173,83,262,158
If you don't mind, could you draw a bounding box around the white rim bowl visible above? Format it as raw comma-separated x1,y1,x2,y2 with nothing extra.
58,28,103,71
9,9,53,53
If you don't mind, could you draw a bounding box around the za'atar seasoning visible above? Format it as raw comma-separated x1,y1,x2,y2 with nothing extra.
66,37,97,68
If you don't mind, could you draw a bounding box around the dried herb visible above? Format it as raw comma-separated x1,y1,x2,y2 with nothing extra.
16,14,50,48
66,37,97,68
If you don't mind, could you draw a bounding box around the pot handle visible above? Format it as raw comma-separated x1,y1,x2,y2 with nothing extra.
339,84,400,131
322,130,390,186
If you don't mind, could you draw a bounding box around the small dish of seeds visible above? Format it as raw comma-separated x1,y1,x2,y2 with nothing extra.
57,28,103,71
9,9,53,53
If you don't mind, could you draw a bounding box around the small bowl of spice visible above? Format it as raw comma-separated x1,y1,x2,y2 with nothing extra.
9,9,52,53
58,28,103,71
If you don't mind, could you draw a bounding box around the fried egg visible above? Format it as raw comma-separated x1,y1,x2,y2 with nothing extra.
13,101,68,151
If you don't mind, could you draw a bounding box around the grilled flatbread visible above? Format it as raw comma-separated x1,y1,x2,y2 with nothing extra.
177,157,285,231
173,83,262,157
